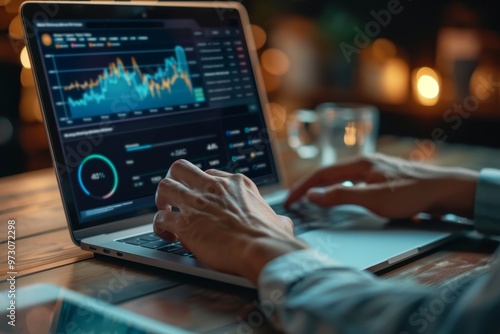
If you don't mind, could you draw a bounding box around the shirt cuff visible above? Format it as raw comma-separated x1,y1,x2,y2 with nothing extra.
257,249,375,329
256,249,339,328
258,249,340,287
474,168,500,235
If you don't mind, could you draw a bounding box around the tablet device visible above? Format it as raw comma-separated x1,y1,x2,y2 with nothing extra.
0,283,191,333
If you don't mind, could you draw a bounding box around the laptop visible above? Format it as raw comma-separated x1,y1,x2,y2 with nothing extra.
21,1,462,288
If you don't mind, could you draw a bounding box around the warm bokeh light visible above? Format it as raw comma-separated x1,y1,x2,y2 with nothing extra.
21,67,35,87
344,122,357,147
413,67,440,106
418,75,439,99
260,69,282,93
470,66,497,103
8,15,23,40
5,0,22,13
359,45,409,104
251,24,267,50
20,46,31,68
380,58,409,104
372,38,397,61
261,48,290,76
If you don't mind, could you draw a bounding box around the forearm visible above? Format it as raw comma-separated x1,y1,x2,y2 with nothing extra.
258,249,500,334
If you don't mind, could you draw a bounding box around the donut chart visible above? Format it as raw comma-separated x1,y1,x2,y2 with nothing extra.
77,154,118,199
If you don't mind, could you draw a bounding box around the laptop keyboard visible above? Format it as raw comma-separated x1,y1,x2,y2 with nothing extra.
117,233,195,258
271,201,330,225
271,200,377,232
115,203,323,260
116,202,364,259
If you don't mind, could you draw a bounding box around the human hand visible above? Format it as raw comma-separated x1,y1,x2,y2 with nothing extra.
285,154,479,219
153,160,307,284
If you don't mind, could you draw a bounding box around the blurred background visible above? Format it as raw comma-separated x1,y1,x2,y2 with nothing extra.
1,0,500,177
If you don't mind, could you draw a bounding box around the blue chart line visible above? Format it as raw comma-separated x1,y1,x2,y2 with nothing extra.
127,144,152,152
63,46,205,119
125,134,216,153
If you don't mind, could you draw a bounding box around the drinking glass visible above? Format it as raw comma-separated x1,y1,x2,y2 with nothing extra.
287,103,379,166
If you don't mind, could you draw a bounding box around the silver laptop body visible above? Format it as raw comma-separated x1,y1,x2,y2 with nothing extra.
22,1,460,288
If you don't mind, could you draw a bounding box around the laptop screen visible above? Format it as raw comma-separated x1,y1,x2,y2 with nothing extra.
23,3,280,229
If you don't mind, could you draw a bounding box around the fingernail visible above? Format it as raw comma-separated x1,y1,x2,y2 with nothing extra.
155,210,166,225
307,187,325,199
153,214,167,238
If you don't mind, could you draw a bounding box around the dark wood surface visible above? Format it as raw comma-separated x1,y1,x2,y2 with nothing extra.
1,136,500,333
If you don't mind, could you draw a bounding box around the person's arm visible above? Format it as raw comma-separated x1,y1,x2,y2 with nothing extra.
153,157,500,334
285,155,500,237
258,157,500,334
474,168,500,235
258,248,500,334
285,154,479,220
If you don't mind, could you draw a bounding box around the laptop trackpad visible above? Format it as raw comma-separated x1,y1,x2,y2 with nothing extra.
297,216,452,271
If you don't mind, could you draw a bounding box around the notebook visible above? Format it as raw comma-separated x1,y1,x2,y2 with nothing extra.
21,1,461,288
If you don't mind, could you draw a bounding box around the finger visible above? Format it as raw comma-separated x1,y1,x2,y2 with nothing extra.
278,215,294,235
205,168,232,177
306,180,431,218
153,210,179,242
180,241,191,253
154,207,199,243
285,157,370,206
155,177,198,211
168,159,215,190
154,191,173,212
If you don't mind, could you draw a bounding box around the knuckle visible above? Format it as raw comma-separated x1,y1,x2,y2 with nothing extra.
233,173,255,188
231,173,246,183
284,217,294,229
205,180,225,194
192,194,209,209
243,176,255,187
158,178,171,190
169,159,188,173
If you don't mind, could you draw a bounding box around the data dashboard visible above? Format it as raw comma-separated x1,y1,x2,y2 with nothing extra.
33,15,279,226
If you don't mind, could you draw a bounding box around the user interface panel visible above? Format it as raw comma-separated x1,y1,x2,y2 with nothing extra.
28,5,279,228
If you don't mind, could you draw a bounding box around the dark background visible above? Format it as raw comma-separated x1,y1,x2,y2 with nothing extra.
1,0,499,177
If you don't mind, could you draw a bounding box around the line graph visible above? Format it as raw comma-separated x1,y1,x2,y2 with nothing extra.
55,46,205,119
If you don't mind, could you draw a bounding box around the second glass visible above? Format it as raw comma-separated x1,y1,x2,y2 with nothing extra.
287,103,379,166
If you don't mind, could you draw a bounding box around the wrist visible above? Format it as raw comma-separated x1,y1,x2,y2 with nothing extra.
237,236,308,284
434,168,479,218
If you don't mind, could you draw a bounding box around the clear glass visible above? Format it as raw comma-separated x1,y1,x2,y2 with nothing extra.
287,103,379,166
287,109,320,159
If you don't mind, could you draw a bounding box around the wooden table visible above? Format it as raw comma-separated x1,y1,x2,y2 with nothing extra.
1,136,500,333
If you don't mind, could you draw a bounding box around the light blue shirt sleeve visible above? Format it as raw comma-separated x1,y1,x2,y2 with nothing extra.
258,168,500,334
474,168,500,235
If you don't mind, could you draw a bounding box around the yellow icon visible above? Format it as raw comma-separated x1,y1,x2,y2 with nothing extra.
41,33,52,47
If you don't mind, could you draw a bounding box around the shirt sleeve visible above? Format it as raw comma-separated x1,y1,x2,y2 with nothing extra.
258,249,500,334
474,168,500,235
256,168,500,333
